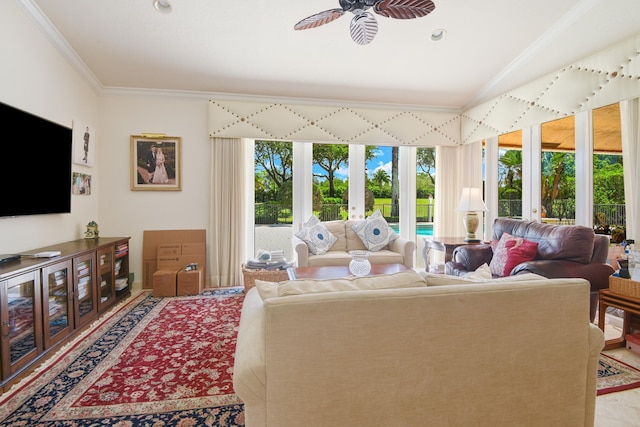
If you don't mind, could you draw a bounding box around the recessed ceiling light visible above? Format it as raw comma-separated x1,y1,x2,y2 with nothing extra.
153,0,172,14
431,29,446,42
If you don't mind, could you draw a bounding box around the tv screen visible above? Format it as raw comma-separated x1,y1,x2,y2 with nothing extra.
0,101,72,218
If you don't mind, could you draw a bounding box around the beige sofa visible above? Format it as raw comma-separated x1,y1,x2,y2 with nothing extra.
292,219,415,268
233,271,604,427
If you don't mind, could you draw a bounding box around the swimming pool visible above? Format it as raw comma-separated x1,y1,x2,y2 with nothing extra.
389,223,433,236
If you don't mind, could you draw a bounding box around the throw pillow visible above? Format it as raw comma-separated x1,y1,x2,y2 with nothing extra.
490,233,539,276
463,263,492,280
489,233,516,276
350,209,399,252
503,238,538,276
295,215,338,255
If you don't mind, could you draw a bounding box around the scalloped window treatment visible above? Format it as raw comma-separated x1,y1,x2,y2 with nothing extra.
209,137,247,287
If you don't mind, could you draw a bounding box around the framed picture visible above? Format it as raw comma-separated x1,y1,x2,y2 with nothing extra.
73,120,95,167
72,172,92,195
130,135,181,191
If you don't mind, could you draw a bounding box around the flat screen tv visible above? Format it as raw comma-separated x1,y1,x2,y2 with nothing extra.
0,101,72,218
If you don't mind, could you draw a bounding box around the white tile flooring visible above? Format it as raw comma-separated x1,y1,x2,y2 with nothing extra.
595,312,640,427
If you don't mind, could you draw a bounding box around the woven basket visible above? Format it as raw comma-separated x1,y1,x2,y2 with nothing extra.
242,264,289,291
609,276,640,299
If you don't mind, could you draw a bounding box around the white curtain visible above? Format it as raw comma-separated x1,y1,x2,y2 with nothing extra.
209,137,246,287
434,145,460,238
435,142,484,239
620,98,640,241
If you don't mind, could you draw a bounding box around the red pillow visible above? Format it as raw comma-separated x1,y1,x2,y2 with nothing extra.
503,238,538,276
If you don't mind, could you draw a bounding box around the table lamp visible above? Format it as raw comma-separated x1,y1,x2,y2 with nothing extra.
456,187,488,242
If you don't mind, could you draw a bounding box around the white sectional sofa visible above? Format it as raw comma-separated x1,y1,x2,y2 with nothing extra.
292,219,415,268
233,270,604,427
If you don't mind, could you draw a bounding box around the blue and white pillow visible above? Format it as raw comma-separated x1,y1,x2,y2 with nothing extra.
351,209,399,252
295,215,338,255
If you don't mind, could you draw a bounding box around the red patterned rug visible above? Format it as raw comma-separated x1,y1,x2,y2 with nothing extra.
0,288,245,426
597,353,640,395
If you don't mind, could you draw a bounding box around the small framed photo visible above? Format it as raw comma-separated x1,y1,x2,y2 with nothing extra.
73,120,95,167
130,135,181,191
72,172,92,195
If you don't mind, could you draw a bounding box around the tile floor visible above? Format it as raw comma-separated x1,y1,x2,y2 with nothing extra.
595,312,640,427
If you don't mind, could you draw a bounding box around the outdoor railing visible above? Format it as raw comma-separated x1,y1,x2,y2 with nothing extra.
255,201,626,227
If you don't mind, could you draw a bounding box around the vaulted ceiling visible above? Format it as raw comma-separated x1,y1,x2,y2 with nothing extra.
26,0,640,111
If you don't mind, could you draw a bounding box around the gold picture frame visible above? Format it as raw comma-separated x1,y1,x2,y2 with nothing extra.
130,135,181,191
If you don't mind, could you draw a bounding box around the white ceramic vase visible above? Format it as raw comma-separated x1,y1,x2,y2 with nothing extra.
349,250,371,276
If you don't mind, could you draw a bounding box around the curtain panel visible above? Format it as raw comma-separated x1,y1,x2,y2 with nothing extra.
209,137,247,287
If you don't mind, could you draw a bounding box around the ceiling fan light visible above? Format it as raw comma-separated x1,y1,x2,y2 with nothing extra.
153,0,172,14
431,28,446,41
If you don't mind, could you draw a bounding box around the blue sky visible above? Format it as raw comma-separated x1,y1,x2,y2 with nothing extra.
314,146,393,181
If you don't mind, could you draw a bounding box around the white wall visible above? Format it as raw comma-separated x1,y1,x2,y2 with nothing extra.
0,1,99,253
0,2,212,287
98,95,211,286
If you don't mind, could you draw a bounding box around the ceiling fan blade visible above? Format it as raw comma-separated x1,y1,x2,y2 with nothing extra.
374,0,435,19
294,9,345,30
350,12,378,45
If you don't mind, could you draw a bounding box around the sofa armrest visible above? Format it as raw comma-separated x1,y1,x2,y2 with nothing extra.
233,288,267,426
449,244,493,274
387,237,416,268
585,323,605,426
292,235,310,267
511,260,615,291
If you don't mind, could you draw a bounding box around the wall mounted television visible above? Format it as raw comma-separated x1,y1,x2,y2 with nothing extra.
0,101,72,218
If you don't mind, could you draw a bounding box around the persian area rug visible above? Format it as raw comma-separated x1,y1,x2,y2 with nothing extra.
597,353,640,395
0,288,246,426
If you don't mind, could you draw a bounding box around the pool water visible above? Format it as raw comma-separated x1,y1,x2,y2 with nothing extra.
389,224,433,236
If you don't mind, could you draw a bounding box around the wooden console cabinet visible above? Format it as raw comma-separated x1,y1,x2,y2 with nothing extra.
0,237,130,391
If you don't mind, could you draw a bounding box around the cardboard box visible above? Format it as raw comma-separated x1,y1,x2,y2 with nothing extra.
143,229,206,288
626,333,640,355
153,269,179,297
143,230,206,258
182,242,205,255
143,259,158,289
177,269,203,296
157,243,181,257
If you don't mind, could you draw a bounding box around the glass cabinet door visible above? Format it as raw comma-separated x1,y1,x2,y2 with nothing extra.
73,252,97,328
1,271,43,376
98,247,115,311
42,260,73,348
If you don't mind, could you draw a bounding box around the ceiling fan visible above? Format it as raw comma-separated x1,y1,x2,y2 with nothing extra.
294,0,436,45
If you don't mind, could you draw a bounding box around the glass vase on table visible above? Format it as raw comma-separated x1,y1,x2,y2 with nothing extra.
349,250,371,277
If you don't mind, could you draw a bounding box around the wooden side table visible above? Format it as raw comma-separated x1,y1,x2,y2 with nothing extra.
598,288,640,350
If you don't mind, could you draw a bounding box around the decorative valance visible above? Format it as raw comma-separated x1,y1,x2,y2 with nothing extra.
208,34,640,146
208,99,460,146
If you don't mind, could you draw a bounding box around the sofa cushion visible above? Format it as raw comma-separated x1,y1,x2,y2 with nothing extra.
295,215,338,255
350,209,399,252
323,220,348,252
254,269,427,300
307,249,404,267
419,271,547,286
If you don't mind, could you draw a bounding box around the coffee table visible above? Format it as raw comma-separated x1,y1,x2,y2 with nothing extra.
287,263,408,280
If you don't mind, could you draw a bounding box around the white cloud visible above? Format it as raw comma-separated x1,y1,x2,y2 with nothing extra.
369,160,392,178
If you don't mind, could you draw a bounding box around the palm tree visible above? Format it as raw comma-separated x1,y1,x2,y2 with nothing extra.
371,168,390,189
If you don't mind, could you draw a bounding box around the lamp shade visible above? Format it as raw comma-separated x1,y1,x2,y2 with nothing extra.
456,187,488,212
